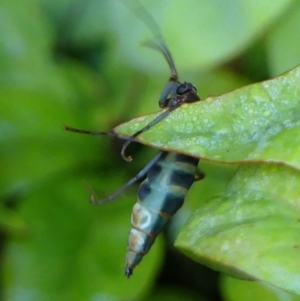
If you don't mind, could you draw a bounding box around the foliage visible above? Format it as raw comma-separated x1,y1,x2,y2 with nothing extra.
1,0,300,300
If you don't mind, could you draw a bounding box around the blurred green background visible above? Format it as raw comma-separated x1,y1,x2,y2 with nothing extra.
1,0,300,300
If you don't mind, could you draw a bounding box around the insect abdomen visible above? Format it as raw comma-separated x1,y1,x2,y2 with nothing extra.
125,152,199,277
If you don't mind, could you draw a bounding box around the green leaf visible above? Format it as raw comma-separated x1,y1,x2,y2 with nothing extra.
106,0,294,73
1,1,164,298
115,65,300,168
175,163,300,295
5,174,163,301
3,0,299,299
267,2,300,76
220,275,300,301
142,287,207,301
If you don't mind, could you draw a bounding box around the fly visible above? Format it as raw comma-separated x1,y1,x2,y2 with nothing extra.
64,2,204,278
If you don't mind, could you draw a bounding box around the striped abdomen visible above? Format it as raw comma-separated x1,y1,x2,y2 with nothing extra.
125,151,199,277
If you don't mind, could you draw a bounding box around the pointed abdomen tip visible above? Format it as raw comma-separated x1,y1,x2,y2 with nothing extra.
125,266,133,278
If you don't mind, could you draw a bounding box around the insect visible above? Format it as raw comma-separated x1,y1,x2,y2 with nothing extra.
64,2,204,278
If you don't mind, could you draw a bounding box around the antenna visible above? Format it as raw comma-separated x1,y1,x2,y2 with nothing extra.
119,0,181,161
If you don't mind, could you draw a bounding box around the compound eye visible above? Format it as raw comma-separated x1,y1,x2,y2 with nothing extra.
176,84,188,95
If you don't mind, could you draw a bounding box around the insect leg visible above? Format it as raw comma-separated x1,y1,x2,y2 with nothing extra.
142,41,179,107
120,104,181,162
63,124,126,139
158,80,179,108
90,151,165,205
195,167,205,181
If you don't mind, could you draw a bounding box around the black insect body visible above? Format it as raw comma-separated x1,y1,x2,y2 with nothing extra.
125,152,202,277
64,4,204,278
